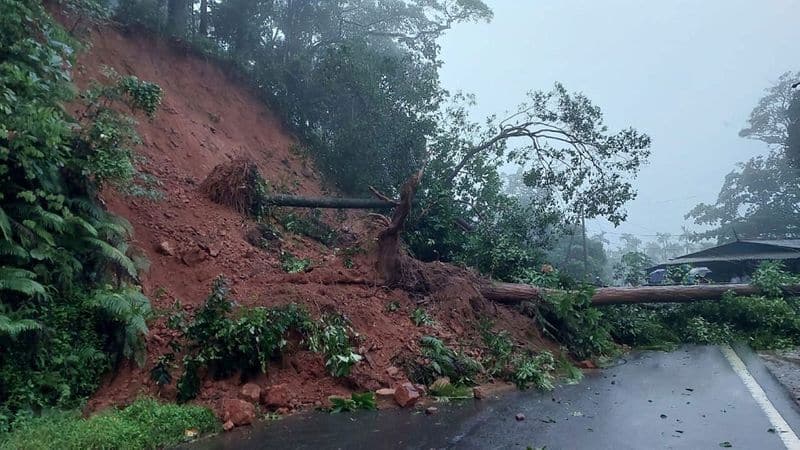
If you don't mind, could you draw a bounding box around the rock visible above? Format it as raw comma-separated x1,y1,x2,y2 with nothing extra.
394,382,420,408
425,406,438,415
473,386,486,400
223,420,235,432
157,241,175,256
577,359,597,369
375,388,396,397
386,366,400,377
240,383,261,403
276,407,290,415
221,398,256,426
262,384,289,407
414,384,427,396
181,248,208,267
515,413,525,421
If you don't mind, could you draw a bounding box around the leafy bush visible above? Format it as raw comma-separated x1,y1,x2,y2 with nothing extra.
511,352,556,391
278,210,336,246
307,314,362,377
176,277,314,401
428,379,473,399
479,319,514,376
280,251,311,273
410,307,434,326
328,392,376,413
0,398,218,450
406,336,481,386
533,287,617,360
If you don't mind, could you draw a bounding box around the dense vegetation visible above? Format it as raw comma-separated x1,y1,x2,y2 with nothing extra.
0,0,170,431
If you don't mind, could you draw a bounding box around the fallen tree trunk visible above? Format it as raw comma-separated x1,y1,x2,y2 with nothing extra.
265,194,396,209
480,282,800,306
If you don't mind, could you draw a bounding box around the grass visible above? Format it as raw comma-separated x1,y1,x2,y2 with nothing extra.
0,398,219,450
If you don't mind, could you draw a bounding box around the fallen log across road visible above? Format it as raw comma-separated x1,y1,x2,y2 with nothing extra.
480,282,800,306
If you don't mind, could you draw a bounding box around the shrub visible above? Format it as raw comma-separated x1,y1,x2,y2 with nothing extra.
511,352,556,391
280,251,311,273
329,393,376,413
0,398,218,450
410,307,434,326
406,336,481,386
308,314,362,377
278,209,337,246
479,319,514,376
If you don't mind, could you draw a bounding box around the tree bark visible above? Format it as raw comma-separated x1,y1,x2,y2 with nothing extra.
198,0,208,36
376,169,424,285
264,194,397,209
480,282,800,306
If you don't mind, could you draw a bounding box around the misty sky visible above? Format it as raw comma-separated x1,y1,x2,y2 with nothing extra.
438,0,800,247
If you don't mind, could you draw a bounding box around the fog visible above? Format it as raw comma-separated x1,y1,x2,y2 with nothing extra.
439,0,800,247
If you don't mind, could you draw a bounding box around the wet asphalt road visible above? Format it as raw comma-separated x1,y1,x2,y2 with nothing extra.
189,345,800,449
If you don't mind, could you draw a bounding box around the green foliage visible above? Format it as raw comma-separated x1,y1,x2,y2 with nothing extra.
752,260,800,298
534,287,616,360
307,314,362,378
429,379,472,399
410,307,434,326
280,251,311,273
0,398,218,450
479,319,514,376
176,277,315,401
149,353,175,387
511,352,556,391
385,301,400,313
407,336,481,386
605,262,800,350
612,252,653,286
278,210,336,246
328,392,376,413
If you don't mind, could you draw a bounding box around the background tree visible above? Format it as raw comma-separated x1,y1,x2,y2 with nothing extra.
613,251,653,286
688,71,800,242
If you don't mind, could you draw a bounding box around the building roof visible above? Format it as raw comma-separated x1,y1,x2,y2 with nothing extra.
650,239,800,269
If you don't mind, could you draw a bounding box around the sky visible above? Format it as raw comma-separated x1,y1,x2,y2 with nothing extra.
438,0,800,248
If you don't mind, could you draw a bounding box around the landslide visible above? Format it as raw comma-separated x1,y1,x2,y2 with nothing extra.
71,23,555,416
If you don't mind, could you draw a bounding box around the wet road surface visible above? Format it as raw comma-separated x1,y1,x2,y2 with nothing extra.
189,345,800,449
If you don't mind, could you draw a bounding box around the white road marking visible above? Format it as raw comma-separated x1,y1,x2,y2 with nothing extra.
721,344,800,450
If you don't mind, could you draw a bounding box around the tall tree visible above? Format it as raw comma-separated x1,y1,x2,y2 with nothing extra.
688,71,800,241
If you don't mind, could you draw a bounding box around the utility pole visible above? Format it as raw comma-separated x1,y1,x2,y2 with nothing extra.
582,214,588,281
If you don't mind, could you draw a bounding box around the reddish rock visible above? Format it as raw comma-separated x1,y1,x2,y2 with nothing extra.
414,384,427,396
577,360,597,369
394,382,420,407
473,386,486,400
157,241,175,256
240,383,261,403
221,398,256,426
223,420,235,432
386,366,400,377
262,383,289,407
181,247,208,266
515,413,525,421
375,388,395,397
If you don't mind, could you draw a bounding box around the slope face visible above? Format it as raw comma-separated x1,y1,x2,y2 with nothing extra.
72,24,549,416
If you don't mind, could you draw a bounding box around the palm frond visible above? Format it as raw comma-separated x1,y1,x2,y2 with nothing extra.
0,241,29,260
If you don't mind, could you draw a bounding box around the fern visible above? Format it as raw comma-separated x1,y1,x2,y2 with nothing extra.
83,238,138,279
0,206,12,240
0,314,42,339
0,267,45,296
91,285,151,365
0,241,29,260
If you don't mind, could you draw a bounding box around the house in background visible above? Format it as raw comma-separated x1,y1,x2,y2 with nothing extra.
647,239,800,283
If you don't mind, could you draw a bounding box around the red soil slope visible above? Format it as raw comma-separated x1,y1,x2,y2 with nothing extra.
71,24,553,417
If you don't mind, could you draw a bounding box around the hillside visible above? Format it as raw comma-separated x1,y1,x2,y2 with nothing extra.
71,23,552,417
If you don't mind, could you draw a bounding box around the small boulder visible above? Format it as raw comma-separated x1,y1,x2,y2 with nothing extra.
262,383,289,407
386,366,400,377
181,247,208,267
222,420,235,432
375,388,396,397
394,382,420,408
221,398,256,426
577,360,597,369
157,241,175,256
473,386,486,400
425,406,438,415
515,413,525,421
240,383,261,403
